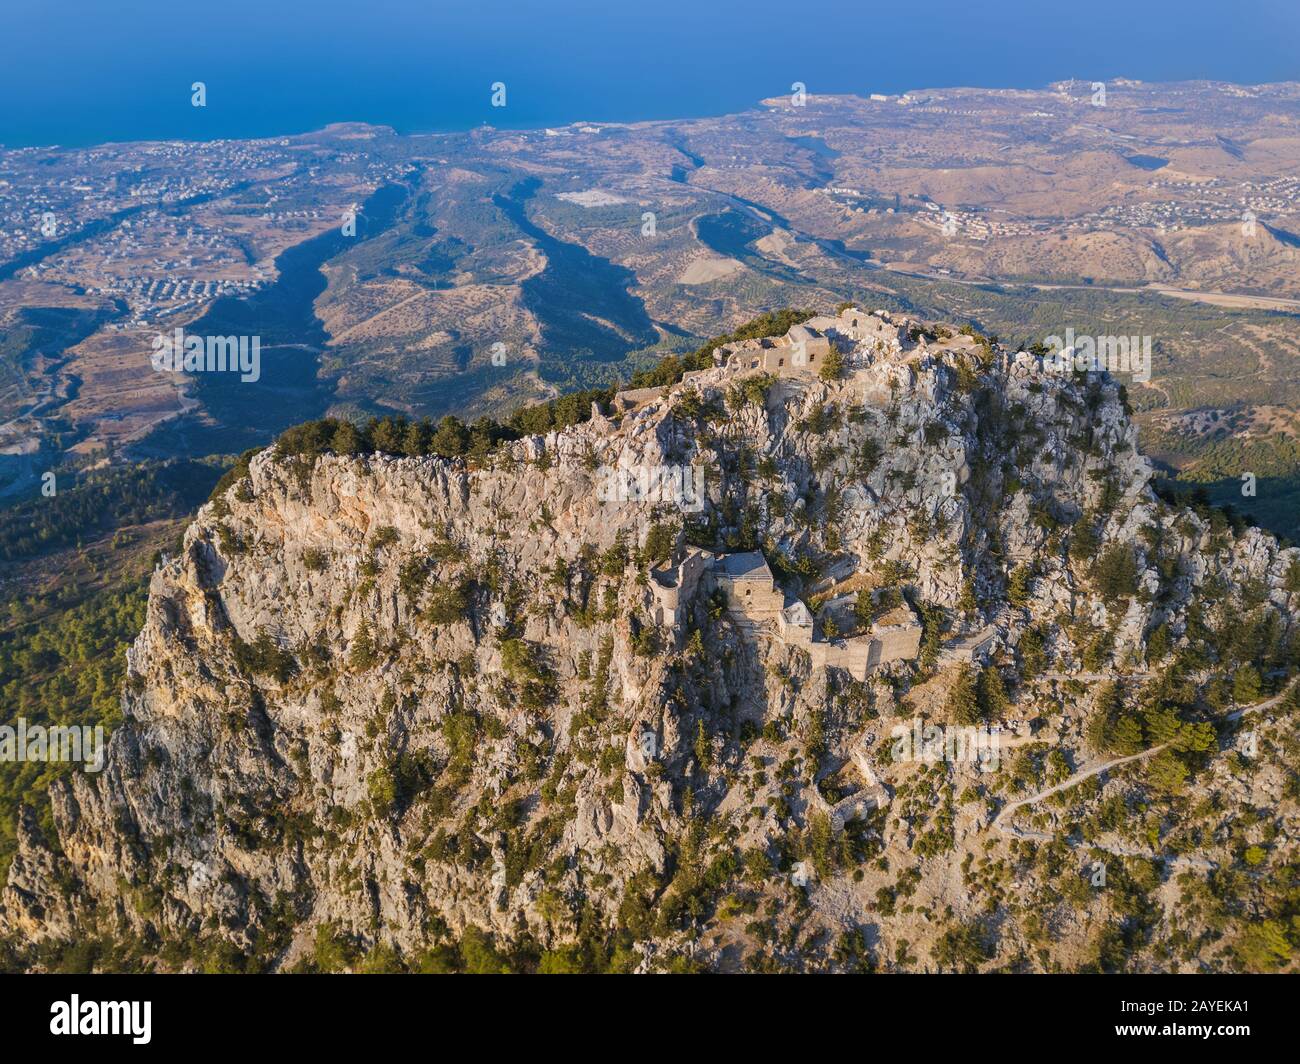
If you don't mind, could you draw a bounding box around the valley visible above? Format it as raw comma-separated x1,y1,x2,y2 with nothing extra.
4,82,1300,547
3,76,1300,978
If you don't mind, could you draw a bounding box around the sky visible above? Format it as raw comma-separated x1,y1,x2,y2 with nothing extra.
3,0,1299,146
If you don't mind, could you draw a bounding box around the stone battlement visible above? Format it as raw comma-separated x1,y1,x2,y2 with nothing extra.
711,307,911,378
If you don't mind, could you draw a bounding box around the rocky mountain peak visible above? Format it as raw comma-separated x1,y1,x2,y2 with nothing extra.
5,310,1297,974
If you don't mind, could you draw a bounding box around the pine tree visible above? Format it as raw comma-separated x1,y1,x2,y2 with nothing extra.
1142,705,1184,748
1146,749,1188,793
1145,622,1171,665
1007,564,1032,608
945,664,982,725
693,719,711,770
1232,663,1262,705
957,577,977,614
977,666,1009,719
429,415,470,458
818,346,844,382
330,420,364,455
401,419,431,457
349,620,378,669
1111,715,1146,756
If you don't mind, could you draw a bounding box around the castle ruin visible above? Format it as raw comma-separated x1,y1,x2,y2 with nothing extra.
697,307,911,380
607,306,931,415
649,547,922,680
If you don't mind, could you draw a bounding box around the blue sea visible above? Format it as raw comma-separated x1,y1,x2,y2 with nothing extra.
3,0,1299,148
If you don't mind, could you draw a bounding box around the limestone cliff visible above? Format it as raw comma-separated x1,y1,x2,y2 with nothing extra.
5,314,1298,973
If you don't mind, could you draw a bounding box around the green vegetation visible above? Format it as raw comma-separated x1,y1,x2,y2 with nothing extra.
943,664,1008,725
232,630,298,683
0,460,218,882
5,285,1300,974
264,310,816,473
1092,544,1140,602
1,460,222,560
0,580,146,880
819,346,844,382
931,920,993,973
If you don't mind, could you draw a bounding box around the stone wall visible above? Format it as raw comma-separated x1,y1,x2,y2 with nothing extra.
612,385,668,411
870,623,924,667
718,576,786,626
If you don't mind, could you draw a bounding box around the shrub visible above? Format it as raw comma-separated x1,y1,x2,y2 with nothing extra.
425,582,469,624
233,631,298,683
931,921,992,973
1236,921,1292,972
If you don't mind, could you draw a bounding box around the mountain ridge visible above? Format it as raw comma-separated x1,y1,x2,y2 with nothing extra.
4,309,1298,974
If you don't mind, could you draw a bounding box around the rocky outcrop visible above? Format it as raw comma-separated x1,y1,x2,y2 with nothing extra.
4,313,1297,972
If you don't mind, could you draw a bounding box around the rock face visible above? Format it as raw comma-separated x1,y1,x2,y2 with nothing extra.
4,314,1298,973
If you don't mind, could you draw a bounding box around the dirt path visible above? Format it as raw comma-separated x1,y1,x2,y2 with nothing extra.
994,748,1162,843
991,679,1296,848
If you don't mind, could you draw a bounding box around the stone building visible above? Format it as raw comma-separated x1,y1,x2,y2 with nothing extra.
835,308,908,353
864,610,924,669
708,307,914,378
937,624,999,667
810,740,893,833
647,545,922,679
712,550,788,628
713,324,833,376
610,385,668,412
778,599,815,641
